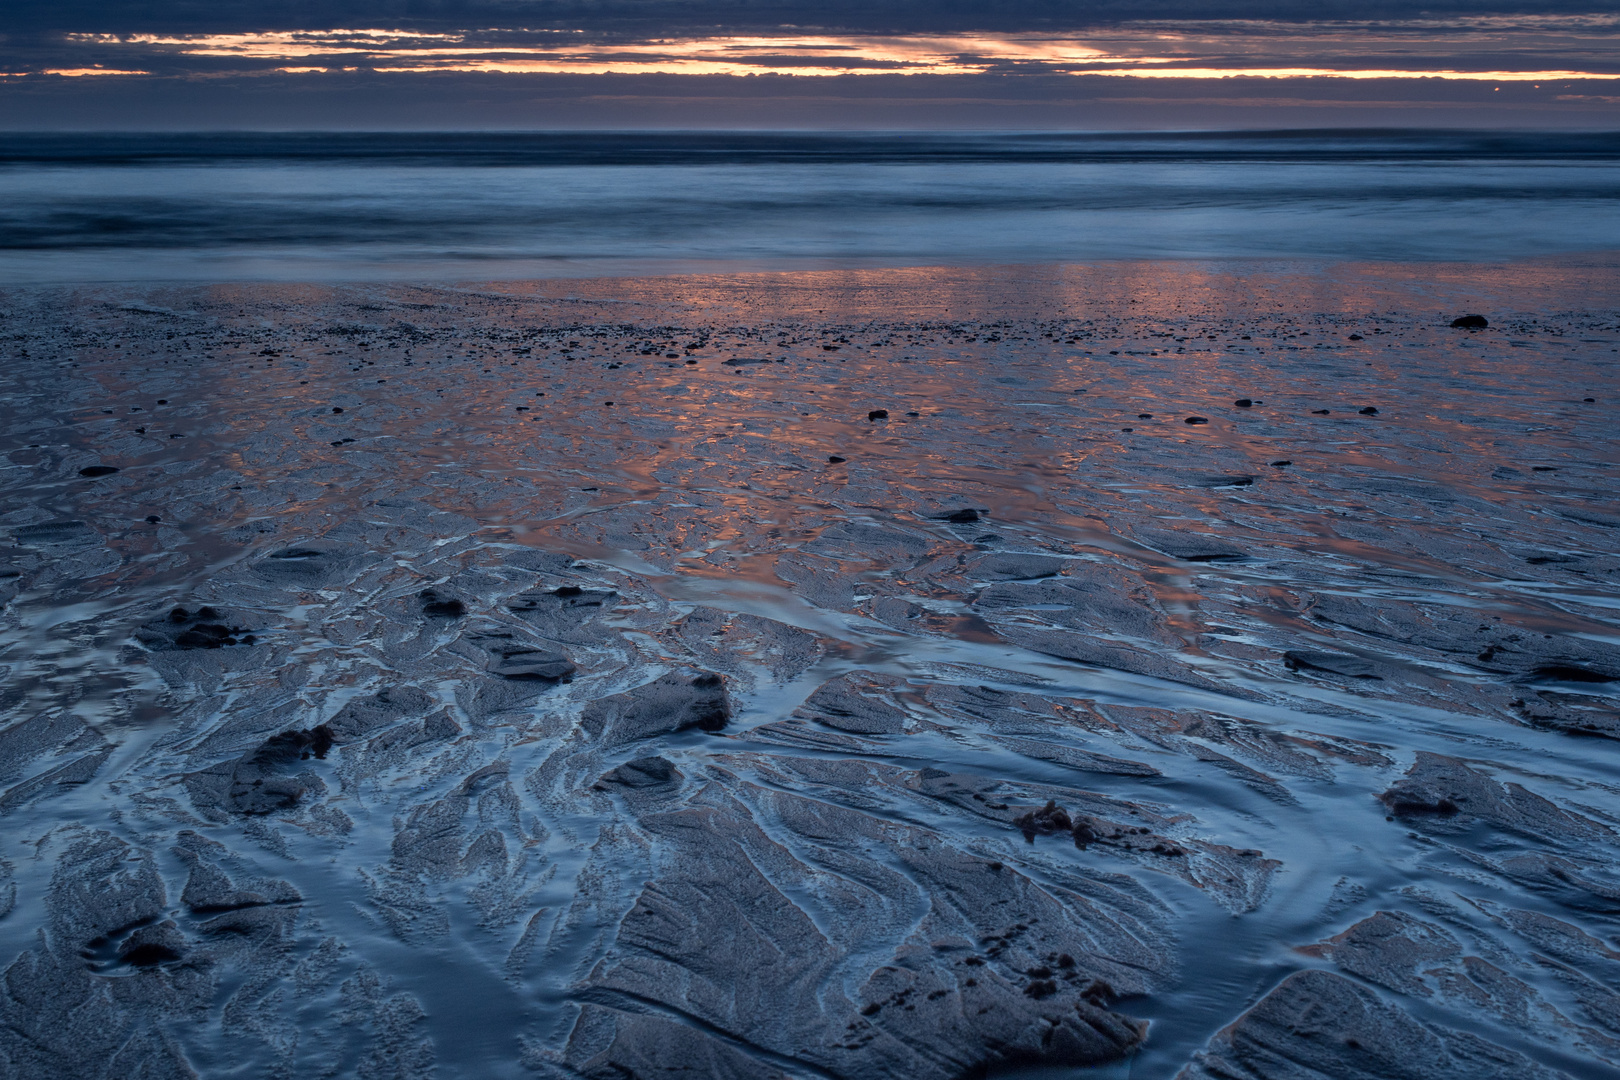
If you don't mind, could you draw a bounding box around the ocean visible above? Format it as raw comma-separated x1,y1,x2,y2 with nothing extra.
1,129,1618,281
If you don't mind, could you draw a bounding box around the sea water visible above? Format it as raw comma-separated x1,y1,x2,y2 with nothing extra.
1,129,1618,282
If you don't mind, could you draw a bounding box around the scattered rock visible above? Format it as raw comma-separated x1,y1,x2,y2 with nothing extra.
580,669,730,744
595,756,682,791
478,635,576,681
1360,406,1379,415
1451,315,1489,329
1233,399,1252,407
868,409,889,420
1184,416,1209,424
419,589,466,619
77,465,119,478
136,605,257,650
1013,800,1072,840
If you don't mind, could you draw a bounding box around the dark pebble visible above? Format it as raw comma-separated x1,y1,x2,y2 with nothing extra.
1270,460,1292,467
1184,416,1209,425
1450,314,1489,328
145,514,161,522
156,399,168,404
1585,397,1596,402
906,411,920,417
868,409,889,420
1348,333,1363,340
332,407,343,413
942,508,981,523
685,359,697,365
1359,406,1379,415
78,465,119,477
170,433,184,439
420,589,467,619
828,455,846,463
604,401,614,406
1312,409,1330,415
134,427,145,433
1138,413,1153,419
1233,398,1252,407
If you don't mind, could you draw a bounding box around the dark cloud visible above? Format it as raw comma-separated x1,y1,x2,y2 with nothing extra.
6,0,1620,35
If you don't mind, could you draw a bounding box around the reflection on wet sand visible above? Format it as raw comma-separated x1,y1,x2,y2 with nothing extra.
0,261,1616,1079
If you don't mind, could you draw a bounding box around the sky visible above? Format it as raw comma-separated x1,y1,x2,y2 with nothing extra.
3,1,1618,129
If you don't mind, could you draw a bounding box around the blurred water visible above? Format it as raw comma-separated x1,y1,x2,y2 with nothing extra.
1,130,1618,281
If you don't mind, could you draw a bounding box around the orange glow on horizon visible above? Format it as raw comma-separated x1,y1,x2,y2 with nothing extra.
40,28,1620,82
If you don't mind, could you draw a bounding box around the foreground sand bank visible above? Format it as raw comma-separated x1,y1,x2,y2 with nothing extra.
0,260,1616,1079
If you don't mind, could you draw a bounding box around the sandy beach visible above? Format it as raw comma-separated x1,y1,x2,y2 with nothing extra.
0,259,1617,1078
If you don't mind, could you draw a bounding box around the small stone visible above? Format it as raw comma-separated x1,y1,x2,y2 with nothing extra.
1270,460,1292,467
828,455,846,463
1359,406,1379,415
868,409,889,420
156,399,168,404
420,589,466,619
78,465,119,477
1584,397,1596,402
906,411,920,417
604,401,614,406
1348,333,1363,340
942,508,980,523
1184,416,1209,425
1450,314,1489,328
1233,398,1252,407
1312,409,1330,415
145,515,161,523
332,407,343,413
1138,413,1153,419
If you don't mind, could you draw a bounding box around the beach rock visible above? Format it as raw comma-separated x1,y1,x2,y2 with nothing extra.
1360,406,1380,415
1451,315,1490,328
595,756,681,791
940,508,980,523
77,465,119,478
828,455,846,463
136,605,257,651
868,409,889,420
418,589,466,619
1184,416,1209,424
478,635,576,681
1234,398,1252,407
579,669,729,744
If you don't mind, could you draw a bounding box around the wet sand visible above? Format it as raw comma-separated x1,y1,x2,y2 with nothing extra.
0,260,1617,1079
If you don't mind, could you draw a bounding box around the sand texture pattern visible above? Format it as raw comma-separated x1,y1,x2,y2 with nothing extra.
0,261,1615,1079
